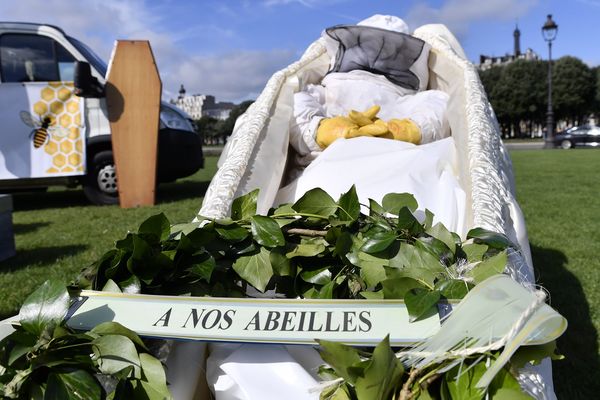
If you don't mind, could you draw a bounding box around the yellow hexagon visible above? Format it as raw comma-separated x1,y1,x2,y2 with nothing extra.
50,101,64,115
33,101,48,116
66,100,79,114
62,166,74,173
60,140,73,153
46,167,59,173
48,82,61,88
44,141,58,155
59,114,72,128
68,127,79,140
57,87,72,102
53,154,66,168
74,113,81,126
68,153,81,166
41,87,55,101
75,140,83,152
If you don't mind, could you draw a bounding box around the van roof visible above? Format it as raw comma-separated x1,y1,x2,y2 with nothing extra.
0,22,65,35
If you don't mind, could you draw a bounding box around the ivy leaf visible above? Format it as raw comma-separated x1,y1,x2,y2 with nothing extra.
466,251,508,284
317,281,335,299
18,280,69,336
337,185,360,222
91,322,148,351
232,247,273,292
445,362,486,400
93,334,141,377
250,215,285,247
396,207,424,235
369,198,386,217
270,249,292,276
45,370,102,400
188,256,216,282
138,213,170,243
231,189,259,220
427,222,457,253
354,335,404,400
510,341,564,369
404,289,441,322
360,291,384,299
139,353,170,397
361,231,397,254
423,209,435,230
462,243,488,262
215,224,249,242
292,188,338,217
382,192,418,214
382,277,424,299
435,279,472,300
317,340,362,383
467,228,512,250
300,267,332,285
359,262,387,288
286,242,326,258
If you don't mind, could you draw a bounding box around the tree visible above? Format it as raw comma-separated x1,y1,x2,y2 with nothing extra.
552,56,594,125
219,100,254,137
591,66,600,117
486,60,547,137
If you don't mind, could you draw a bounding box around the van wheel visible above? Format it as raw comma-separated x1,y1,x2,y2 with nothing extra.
83,150,119,205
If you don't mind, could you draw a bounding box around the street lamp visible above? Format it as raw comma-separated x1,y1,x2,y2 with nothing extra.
542,14,558,148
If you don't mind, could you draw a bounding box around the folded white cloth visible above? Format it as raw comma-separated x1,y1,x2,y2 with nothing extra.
277,136,467,237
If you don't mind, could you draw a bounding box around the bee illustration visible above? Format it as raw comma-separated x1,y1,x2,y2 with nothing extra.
19,111,68,148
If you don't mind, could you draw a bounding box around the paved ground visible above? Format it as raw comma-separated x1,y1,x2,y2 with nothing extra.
503,141,545,150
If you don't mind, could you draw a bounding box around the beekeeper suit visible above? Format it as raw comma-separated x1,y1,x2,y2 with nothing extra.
289,14,450,166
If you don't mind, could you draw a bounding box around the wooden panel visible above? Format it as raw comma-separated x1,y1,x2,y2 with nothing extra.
105,41,161,208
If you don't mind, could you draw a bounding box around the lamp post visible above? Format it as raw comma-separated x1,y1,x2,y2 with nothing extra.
542,14,558,148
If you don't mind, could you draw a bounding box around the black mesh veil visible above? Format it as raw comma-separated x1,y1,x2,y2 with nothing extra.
325,25,427,91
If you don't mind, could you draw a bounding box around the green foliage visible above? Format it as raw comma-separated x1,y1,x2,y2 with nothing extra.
552,56,595,123
86,187,512,318
0,281,170,399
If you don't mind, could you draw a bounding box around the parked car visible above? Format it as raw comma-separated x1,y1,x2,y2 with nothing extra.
554,125,600,149
0,22,204,205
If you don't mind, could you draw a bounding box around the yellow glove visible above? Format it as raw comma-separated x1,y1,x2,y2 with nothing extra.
386,118,422,144
316,116,359,148
316,105,395,148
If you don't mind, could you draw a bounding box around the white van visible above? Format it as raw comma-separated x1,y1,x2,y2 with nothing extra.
0,22,204,204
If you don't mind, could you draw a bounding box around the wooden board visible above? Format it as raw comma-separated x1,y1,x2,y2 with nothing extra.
105,41,161,208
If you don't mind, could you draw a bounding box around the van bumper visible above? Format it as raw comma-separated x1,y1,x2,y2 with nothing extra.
157,128,204,182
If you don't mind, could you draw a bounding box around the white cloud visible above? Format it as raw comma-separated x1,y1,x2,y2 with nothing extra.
405,0,539,36
0,0,296,102
165,50,297,102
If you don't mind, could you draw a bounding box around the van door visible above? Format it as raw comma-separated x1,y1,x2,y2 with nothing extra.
0,33,86,180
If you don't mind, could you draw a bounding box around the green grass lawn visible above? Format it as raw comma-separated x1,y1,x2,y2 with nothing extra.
1,150,599,398
510,149,600,399
0,156,219,319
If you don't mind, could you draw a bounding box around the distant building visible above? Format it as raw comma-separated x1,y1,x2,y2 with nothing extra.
201,95,235,120
173,85,205,120
478,24,540,70
172,87,235,121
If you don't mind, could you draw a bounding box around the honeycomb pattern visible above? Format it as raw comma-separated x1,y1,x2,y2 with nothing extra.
33,82,84,174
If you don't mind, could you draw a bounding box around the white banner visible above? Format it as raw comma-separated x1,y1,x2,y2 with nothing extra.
66,291,444,346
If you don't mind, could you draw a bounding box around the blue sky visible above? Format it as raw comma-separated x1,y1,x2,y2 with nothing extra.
1,0,597,102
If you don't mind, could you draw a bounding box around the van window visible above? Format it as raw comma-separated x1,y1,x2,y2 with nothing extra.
0,34,76,83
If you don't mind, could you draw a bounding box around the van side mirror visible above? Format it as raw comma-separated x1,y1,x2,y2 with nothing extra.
74,61,105,98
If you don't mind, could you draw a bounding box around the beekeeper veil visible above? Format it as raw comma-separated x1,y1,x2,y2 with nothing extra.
322,14,430,93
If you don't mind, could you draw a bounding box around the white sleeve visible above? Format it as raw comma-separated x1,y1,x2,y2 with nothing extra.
289,85,326,156
397,90,450,144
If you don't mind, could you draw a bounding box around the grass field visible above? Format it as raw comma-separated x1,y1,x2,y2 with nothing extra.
1,149,599,398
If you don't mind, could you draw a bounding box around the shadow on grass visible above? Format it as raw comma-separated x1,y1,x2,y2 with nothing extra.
10,189,89,212
0,244,88,273
156,178,211,204
531,244,600,399
13,221,51,235
9,177,211,211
